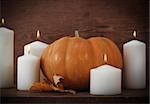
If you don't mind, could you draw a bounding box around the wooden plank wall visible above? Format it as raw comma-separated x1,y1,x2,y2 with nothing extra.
0,0,1,18
1,0,149,88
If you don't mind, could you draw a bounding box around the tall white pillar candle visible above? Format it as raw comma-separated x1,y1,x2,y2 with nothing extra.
17,46,40,90
24,30,48,82
123,31,146,89
90,54,121,95
0,19,14,88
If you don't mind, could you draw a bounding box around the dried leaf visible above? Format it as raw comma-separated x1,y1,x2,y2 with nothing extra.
57,84,64,90
29,82,53,92
29,77,76,94
44,78,65,91
53,74,64,86
51,85,76,94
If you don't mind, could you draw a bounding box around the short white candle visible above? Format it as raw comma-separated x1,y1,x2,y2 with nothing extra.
17,46,40,90
24,30,48,82
90,54,121,95
123,31,146,89
0,18,14,88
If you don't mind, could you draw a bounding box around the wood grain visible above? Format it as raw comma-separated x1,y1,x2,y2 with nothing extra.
1,0,149,88
0,0,1,18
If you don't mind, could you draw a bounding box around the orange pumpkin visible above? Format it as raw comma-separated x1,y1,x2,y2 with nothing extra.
41,35,123,90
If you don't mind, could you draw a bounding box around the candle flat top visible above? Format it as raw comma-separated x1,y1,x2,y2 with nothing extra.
18,54,40,60
0,27,14,33
91,64,121,72
25,41,48,48
124,40,145,47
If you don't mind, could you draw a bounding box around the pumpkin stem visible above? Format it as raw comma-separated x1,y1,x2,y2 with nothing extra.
75,30,80,37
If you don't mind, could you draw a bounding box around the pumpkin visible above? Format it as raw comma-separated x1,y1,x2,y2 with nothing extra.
41,34,123,90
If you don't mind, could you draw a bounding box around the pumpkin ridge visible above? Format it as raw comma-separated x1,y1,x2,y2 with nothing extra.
87,39,97,68
52,37,69,77
64,37,80,89
40,46,49,80
88,37,106,67
63,37,70,88
47,43,55,81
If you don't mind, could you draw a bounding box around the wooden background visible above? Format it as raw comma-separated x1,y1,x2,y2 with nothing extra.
0,0,1,18
1,0,149,88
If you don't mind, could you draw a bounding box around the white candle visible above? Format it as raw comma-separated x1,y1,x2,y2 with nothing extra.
123,31,146,89
24,30,48,82
17,46,40,90
0,18,14,88
90,54,121,95
24,41,48,57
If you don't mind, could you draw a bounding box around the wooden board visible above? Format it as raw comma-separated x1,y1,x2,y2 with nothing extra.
1,88,149,103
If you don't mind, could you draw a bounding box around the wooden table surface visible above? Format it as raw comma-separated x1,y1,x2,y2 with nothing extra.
0,88,149,103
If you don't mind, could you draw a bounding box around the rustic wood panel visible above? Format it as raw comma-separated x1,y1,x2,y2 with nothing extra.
1,0,149,88
0,0,1,18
